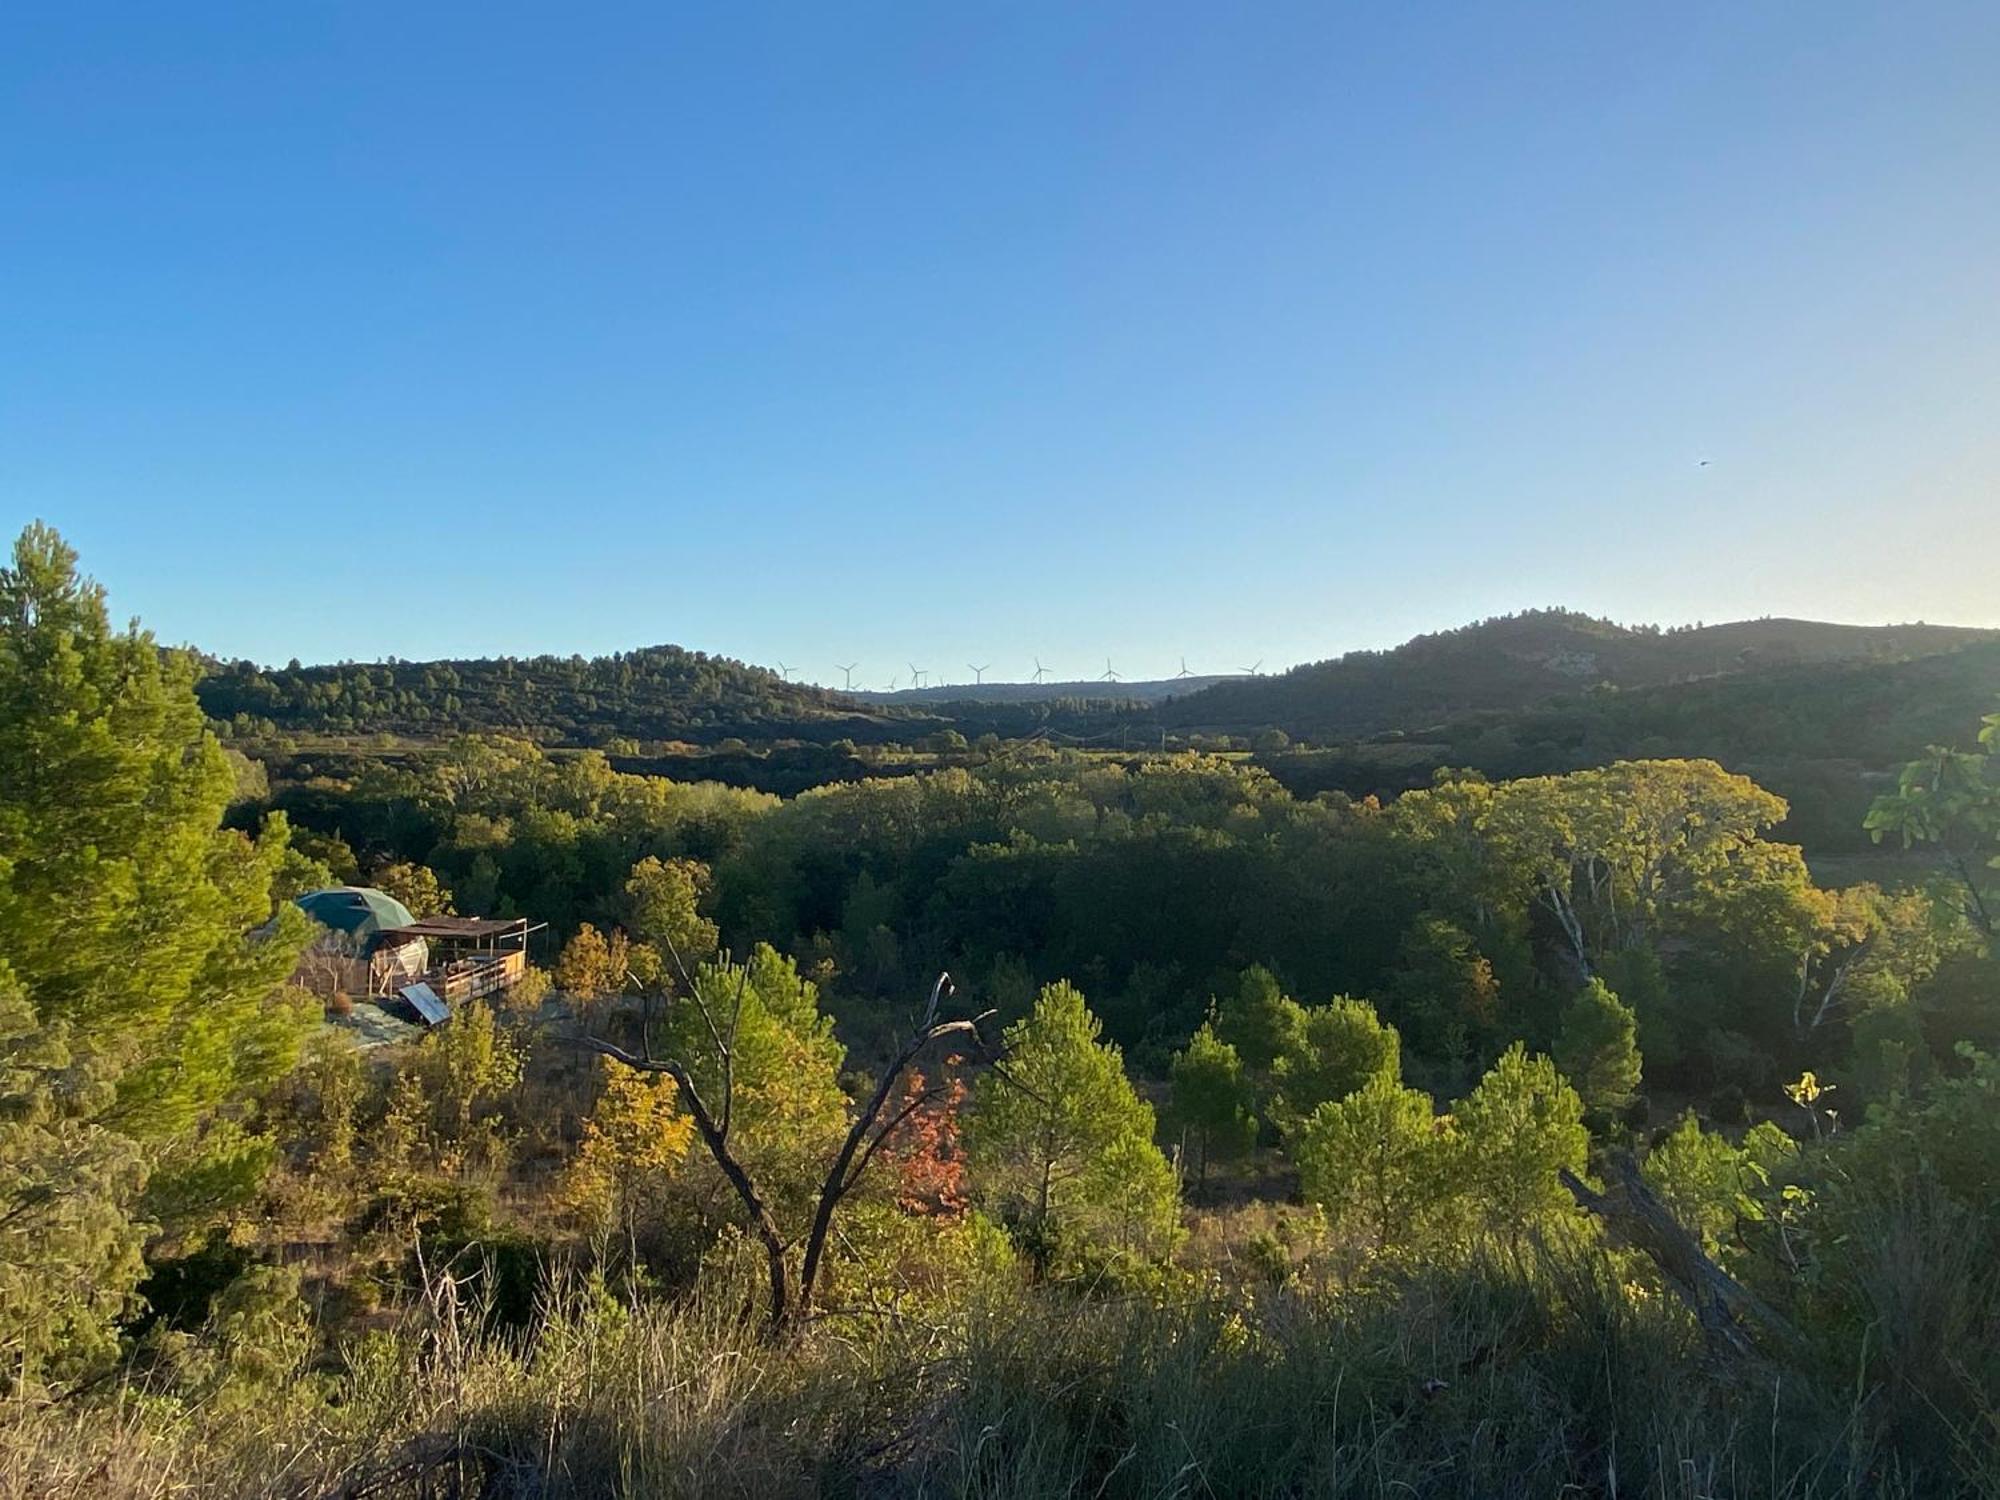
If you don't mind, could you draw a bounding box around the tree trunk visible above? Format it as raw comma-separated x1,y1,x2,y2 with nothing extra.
1560,1154,1802,1363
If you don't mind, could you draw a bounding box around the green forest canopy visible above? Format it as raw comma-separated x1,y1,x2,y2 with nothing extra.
7,523,2000,1496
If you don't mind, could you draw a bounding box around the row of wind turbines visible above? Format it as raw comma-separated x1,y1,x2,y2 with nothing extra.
771,657,1267,692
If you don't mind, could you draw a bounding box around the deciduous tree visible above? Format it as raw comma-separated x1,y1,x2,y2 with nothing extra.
586,955,989,1330
1866,719,1999,939
621,855,720,974
369,860,454,918
554,922,631,1002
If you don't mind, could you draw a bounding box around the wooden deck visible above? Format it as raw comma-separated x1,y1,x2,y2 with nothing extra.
430,948,526,1003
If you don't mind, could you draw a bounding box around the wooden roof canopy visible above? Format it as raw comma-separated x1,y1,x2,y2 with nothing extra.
377,916,533,943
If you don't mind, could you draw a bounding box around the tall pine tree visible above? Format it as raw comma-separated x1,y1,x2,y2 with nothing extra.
0,524,312,1389
1168,1020,1256,1187
967,981,1180,1275
1553,977,1642,1117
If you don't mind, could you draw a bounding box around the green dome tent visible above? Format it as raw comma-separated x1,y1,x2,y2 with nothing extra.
296,886,418,952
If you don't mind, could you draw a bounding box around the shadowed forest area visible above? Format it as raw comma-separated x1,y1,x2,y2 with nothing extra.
4,523,1999,1498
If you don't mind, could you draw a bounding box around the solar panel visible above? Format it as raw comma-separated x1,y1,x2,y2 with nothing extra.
399,982,450,1026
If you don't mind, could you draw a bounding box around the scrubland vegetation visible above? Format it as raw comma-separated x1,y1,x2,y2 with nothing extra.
5,522,1998,1497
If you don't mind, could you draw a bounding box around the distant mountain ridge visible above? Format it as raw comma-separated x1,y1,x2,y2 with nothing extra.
1250,637,2000,857
1154,610,1999,737
195,609,1998,753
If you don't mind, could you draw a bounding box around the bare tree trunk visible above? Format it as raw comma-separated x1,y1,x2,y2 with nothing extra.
581,1042,792,1330
797,978,986,1320
1541,881,1592,978
584,972,990,1336
1560,1154,1802,1363
677,1069,791,1328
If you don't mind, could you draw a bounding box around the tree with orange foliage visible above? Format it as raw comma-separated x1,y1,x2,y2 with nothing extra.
881,1063,969,1218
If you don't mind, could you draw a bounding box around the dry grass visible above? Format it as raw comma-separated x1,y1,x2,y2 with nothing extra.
4,1228,1991,1500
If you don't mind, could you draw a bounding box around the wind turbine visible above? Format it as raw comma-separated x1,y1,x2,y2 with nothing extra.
885,675,899,692
775,661,793,681
969,662,990,685
1241,660,1263,676
836,662,858,691
1030,657,1051,684
1100,658,1122,683
908,662,927,689
1175,656,1194,679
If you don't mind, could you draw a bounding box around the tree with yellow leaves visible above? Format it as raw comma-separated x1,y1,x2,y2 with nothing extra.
554,922,632,1004
550,1060,694,1245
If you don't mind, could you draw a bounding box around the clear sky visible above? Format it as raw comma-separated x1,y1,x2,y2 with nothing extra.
4,4,1996,687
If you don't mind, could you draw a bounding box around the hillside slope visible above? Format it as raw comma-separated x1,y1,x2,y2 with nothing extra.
1156,610,1997,737
197,644,916,746
196,611,1998,773
1256,638,2000,855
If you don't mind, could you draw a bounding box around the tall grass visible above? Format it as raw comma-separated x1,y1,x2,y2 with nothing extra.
5,1231,1988,1500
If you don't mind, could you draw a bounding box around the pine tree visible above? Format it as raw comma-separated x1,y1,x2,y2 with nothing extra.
1270,996,1402,1130
657,945,853,1223
1640,1111,1758,1251
0,963,148,1389
0,524,314,1388
1553,977,1642,1115
1167,1021,1256,1187
1215,964,1306,1073
1452,1043,1589,1237
966,981,1179,1275
1295,1072,1452,1258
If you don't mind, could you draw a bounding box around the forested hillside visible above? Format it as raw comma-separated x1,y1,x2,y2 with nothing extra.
195,608,1997,764
198,612,2000,869
197,644,921,745
1156,608,1997,737
10,525,2000,1498
1257,640,2000,855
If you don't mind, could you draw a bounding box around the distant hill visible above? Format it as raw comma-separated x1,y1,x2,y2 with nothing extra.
197,644,922,746
1253,639,2000,857
1156,610,1999,738
196,611,1999,793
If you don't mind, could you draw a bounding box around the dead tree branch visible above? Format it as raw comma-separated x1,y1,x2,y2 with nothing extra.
579,1031,792,1327
577,969,994,1334
1561,1153,1802,1364
797,974,995,1318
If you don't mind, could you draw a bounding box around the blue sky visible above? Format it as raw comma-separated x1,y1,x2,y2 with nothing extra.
4,3,1996,687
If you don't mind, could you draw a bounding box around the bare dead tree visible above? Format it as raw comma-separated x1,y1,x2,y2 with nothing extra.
796,973,993,1320
576,958,993,1335
294,929,369,1005
1560,1153,1803,1364
1794,929,1876,1038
